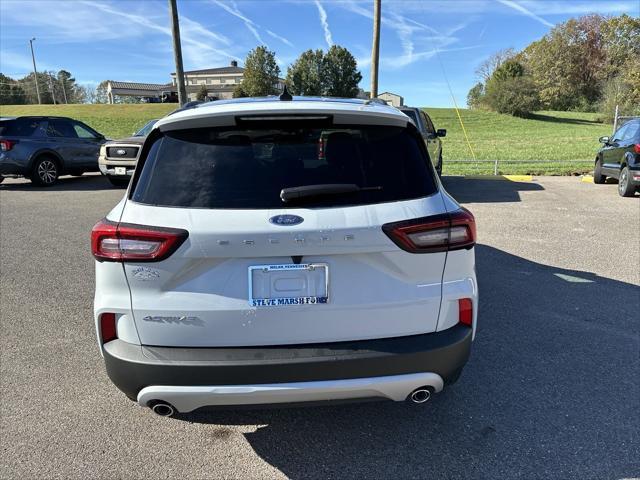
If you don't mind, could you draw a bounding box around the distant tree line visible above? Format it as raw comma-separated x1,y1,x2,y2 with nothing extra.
233,45,362,98
0,70,89,104
467,14,640,119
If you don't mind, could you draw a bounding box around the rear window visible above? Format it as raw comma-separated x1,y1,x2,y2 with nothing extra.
0,118,45,137
132,124,436,209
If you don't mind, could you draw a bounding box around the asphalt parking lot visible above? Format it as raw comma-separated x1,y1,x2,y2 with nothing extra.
1,174,638,479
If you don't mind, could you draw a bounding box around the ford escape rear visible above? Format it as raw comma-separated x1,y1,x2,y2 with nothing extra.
92,96,478,415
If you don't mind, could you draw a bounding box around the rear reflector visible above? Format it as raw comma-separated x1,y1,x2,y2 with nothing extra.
91,218,188,262
382,208,476,253
634,144,640,154
458,298,473,327
100,313,117,344
0,139,17,151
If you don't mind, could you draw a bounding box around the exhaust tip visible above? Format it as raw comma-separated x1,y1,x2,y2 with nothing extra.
150,402,176,417
409,387,432,404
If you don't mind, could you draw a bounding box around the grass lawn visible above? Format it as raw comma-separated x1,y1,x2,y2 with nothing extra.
424,108,611,175
0,103,612,175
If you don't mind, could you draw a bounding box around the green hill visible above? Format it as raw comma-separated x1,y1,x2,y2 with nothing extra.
0,104,611,175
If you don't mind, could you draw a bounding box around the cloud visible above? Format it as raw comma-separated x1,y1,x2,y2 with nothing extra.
212,0,266,46
266,29,293,48
315,1,333,48
496,0,554,28
518,0,638,15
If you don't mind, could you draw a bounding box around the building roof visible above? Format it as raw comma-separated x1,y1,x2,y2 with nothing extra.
172,66,245,76
108,81,173,92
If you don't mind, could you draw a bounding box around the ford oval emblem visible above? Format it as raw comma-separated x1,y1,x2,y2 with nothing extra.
269,214,304,226
116,149,126,155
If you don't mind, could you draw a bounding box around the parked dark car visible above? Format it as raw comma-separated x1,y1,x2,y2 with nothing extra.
595,118,640,197
398,106,446,175
0,116,107,186
98,119,158,187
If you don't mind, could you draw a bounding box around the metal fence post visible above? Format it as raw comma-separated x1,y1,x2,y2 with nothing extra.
612,104,619,135
494,159,498,176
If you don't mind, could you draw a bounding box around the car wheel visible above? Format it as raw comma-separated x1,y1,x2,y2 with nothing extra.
107,176,130,188
618,166,635,197
593,158,606,184
436,153,443,176
30,157,59,186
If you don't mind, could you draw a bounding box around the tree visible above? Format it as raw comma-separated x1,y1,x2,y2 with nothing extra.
483,60,539,117
237,46,281,97
196,84,209,101
484,77,539,118
286,49,324,96
232,83,248,98
466,82,485,109
94,81,110,104
0,73,26,104
322,45,362,98
475,48,516,83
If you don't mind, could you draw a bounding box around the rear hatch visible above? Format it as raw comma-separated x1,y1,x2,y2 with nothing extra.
118,119,447,347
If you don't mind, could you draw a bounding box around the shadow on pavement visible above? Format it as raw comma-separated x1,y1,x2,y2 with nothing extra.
173,245,639,479
442,176,544,203
0,174,121,192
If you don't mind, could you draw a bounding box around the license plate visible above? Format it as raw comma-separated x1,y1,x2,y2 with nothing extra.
248,263,328,307
114,167,127,175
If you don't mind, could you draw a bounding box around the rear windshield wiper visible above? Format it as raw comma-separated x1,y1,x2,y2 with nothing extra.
280,184,383,203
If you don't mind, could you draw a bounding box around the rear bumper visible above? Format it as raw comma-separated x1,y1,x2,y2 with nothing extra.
102,324,473,408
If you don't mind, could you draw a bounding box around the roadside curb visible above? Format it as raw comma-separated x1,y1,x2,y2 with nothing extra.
461,175,534,182
581,175,594,183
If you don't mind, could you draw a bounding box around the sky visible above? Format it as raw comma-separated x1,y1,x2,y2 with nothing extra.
1,0,638,107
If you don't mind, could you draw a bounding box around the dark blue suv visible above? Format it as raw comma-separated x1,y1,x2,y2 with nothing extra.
595,118,640,197
0,116,107,186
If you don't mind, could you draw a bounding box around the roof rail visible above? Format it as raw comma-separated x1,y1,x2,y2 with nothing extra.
167,100,204,116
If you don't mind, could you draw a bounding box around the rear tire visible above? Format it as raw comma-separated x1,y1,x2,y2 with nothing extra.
593,158,606,184
107,176,130,188
30,156,59,186
618,166,635,197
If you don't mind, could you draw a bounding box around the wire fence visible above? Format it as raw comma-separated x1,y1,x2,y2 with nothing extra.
442,158,594,176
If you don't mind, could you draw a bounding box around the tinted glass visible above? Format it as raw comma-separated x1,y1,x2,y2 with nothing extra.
0,118,44,136
402,109,419,126
47,119,77,138
135,120,157,137
132,124,436,209
73,122,98,139
622,121,639,141
421,112,435,134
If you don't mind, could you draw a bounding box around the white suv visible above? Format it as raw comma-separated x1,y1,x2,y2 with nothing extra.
92,96,478,416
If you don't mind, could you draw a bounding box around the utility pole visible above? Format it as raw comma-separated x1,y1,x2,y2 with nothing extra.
370,0,381,98
29,37,42,105
168,0,187,106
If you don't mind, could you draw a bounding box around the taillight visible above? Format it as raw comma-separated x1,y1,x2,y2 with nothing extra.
0,139,17,151
100,312,117,344
91,218,188,262
382,208,476,253
634,144,640,154
458,298,473,327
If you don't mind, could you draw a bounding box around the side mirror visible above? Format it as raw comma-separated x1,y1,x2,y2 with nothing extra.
436,129,447,137
599,136,610,144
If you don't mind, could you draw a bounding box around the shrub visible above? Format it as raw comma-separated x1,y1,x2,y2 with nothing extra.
484,76,540,117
